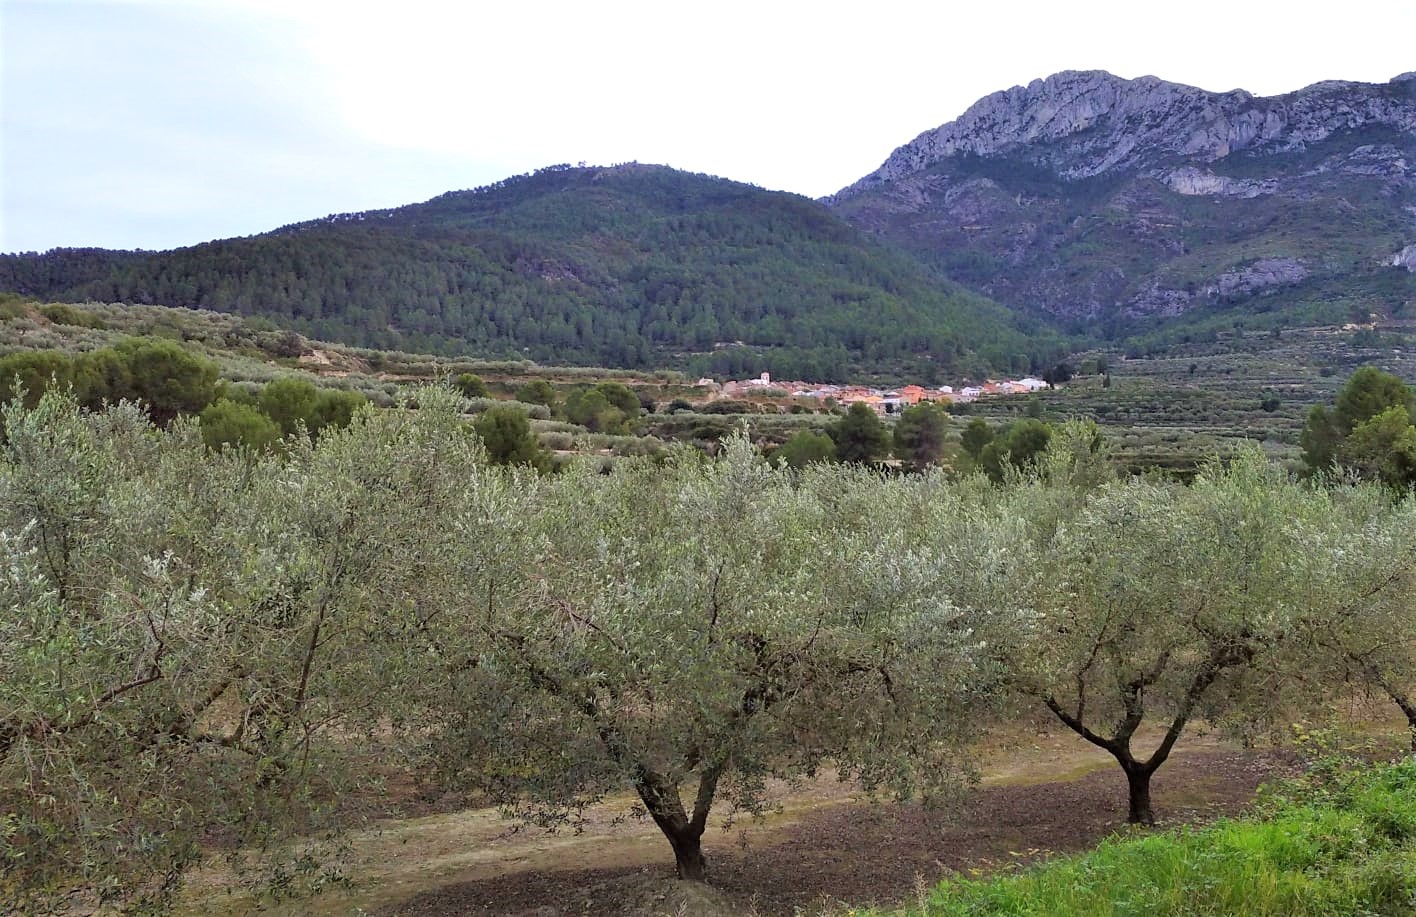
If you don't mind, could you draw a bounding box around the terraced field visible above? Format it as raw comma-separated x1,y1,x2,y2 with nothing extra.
959,321,1416,473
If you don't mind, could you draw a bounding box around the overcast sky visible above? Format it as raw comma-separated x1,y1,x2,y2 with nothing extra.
4,0,1415,253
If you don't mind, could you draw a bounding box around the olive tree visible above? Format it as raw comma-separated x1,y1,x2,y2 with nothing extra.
0,387,478,910
1015,449,1341,824
1339,572,1416,753
1295,487,1416,751
408,439,1007,881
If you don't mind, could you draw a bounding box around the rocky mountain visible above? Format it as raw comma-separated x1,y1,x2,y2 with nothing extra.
0,165,1063,380
829,70,1416,335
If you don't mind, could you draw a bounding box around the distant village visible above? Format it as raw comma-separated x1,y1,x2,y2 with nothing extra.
699,372,1051,414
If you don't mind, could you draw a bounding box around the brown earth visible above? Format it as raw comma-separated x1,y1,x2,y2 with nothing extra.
297,347,371,376
182,723,1321,916
382,745,1297,917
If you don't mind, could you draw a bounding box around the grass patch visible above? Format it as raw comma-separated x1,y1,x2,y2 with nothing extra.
864,759,1416,916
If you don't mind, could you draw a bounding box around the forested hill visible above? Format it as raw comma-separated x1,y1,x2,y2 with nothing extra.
0,164,1064,380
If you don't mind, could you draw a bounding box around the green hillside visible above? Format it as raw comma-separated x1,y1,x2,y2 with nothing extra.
0,164,1065,381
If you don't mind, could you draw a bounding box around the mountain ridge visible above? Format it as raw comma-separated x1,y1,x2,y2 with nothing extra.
831,69,1416,200
827,69,1416,331
7,70,1416,369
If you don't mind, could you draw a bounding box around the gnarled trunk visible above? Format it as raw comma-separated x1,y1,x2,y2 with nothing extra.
1042,642,1248,829
632,763,720,883
1124,763,1156,825
667,827,707,880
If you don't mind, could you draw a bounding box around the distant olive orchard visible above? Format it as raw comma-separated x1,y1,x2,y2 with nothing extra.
2,382,1415,911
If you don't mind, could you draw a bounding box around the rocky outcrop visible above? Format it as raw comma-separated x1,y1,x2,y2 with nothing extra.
1164,166,1274,197
827,70,1416,326
1127,285,1193,317
1335,144,1410,177
832,70,1416,202
1207,258,1309,296
1394,245,1416,271
1126,259,1309,316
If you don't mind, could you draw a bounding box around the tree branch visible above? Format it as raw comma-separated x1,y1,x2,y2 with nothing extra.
1042,694,1116,753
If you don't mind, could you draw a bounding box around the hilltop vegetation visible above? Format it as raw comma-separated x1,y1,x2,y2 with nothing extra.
0,165,1066,381
8,73,1416,386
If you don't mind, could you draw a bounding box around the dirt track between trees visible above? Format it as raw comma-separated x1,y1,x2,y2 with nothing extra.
184,731,1303,916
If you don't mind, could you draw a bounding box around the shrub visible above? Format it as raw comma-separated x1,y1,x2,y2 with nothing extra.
515,379,557,408
699,400,752,415
0,350,77,408
311,388,367,433
39,304,107,330
774,429,837,468
539,431,577,451
258,377,322,436
199,399,281,452
462,397,551,420
473,404,553,472
252,377,365,438
609,436,666,458
111,338,218,424
453,373,489,398
0,296,29,321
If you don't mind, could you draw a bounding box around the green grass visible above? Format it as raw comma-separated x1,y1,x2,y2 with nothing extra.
861,760,1416,916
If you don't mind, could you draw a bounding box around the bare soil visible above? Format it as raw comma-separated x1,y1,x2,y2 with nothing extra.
179,722,1327,917
173,702,1411,916
382,745,1297,916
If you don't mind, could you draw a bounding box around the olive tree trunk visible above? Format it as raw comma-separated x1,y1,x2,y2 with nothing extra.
631,762,723,882
1123,761,1157,826
665,828,707,881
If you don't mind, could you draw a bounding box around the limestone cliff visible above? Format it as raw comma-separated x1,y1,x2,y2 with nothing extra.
829,71,1416,325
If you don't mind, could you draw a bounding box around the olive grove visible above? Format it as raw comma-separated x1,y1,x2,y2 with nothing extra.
5,385,1416,910
0,386,478,909
404,442,1018,879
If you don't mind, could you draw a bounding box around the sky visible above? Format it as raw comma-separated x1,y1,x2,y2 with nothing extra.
3,0,1415,253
